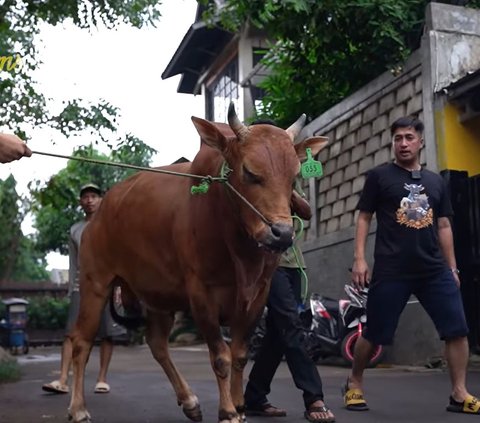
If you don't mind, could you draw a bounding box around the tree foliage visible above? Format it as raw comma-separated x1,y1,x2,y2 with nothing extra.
0,176,49,281
205,0,480,126
0,1,162,279
0,0,161,139
30,136,156,255
27,297,69,330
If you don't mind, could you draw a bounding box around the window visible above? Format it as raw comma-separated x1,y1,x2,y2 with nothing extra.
206,58,242,122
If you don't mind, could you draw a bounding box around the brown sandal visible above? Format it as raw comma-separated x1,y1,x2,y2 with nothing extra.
245,403,287,417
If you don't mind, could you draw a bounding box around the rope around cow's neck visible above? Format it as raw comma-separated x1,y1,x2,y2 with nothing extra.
31,150,272,226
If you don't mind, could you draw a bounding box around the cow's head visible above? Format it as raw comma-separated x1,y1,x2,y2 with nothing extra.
191,104,327,252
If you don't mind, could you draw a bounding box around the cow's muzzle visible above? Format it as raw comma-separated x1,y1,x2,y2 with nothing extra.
261,223,294,252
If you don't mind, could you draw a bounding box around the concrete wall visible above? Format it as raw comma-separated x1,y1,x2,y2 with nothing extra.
425,3,480,93
425,3,480,177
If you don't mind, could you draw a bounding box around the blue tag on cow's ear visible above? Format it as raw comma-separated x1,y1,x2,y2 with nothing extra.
301,148,323,179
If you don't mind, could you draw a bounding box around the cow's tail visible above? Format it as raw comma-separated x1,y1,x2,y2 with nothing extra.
109,283,146,330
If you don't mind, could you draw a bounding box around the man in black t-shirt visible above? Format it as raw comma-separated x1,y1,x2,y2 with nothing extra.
342,116,479,415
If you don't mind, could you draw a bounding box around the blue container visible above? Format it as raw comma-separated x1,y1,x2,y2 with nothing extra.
9,329,25,348
0,298,29,354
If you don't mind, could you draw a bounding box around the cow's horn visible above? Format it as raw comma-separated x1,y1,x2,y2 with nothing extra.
228,102,249,141
286,114,307,142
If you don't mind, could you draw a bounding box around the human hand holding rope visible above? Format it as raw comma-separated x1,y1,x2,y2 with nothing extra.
0,133,32,163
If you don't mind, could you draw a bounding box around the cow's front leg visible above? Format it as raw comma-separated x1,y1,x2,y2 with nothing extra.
229,337,249,422
190,298,241,423
229,288,269,423
208,335,243,423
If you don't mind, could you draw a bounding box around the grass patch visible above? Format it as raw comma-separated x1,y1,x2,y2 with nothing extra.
0,359,21,383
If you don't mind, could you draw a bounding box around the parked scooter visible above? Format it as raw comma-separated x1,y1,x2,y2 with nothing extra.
243,284,384,367
304,284,384,367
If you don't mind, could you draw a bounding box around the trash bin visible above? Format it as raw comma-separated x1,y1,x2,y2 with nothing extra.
0,298,29,355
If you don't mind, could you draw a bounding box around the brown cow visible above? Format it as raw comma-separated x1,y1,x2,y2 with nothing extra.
67,104,328,423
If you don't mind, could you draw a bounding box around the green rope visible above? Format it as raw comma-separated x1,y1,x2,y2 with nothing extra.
34,150,272,226
291,215,309,304
32,150,227,182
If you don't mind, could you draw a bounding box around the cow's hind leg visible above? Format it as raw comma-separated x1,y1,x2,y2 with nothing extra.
146,311,202,422
68,270,114,423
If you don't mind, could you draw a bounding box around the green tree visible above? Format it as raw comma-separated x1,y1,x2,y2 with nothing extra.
0,0,161,139
0,1,162,281
204,0,480,126
0,175,49,281
30,136,156,255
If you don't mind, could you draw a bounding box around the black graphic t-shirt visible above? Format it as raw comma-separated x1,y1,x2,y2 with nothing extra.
357,163,453,279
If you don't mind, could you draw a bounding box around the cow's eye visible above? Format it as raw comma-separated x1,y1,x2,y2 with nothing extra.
243,166,262,184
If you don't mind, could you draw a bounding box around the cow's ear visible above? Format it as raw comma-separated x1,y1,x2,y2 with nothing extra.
291,190,312,220
191,116,228,152
295,136,328,161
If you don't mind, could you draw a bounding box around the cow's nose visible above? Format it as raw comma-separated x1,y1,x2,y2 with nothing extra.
266,223,294,251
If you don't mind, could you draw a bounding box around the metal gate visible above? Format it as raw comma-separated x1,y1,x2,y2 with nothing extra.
442,170,480,350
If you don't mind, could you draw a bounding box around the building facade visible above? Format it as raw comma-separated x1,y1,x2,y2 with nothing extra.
163,2,480,364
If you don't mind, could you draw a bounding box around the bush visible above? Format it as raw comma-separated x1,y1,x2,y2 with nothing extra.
27,297,69,330
0,348,20,383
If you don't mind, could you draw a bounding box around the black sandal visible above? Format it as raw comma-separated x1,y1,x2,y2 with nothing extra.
304,404,335,422
245,403,287,417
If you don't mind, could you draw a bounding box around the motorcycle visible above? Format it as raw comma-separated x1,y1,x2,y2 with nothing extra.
243,284,384,367
304,284,384,367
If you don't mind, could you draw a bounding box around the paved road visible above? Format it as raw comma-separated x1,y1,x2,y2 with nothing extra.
1,344,480,422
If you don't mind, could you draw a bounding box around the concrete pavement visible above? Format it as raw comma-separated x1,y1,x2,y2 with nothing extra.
1,343,480,422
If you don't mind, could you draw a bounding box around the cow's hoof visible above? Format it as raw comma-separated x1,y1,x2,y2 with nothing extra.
235,405,246,422
67,409,91,422
219,410,242,423
183,403,202,422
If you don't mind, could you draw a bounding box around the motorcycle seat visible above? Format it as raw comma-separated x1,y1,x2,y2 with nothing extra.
319,297,339,313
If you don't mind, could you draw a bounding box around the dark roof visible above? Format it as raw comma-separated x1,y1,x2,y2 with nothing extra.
172,157,190,164
161,20,234,94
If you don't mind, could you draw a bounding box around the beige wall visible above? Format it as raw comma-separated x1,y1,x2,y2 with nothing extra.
299,52,423,244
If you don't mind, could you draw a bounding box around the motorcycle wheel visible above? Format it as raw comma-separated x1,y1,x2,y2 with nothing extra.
341,330,385,368
247,332,264,360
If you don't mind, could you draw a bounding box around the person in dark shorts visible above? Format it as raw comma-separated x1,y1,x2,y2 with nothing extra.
343,116,479,415
42,183,125,395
